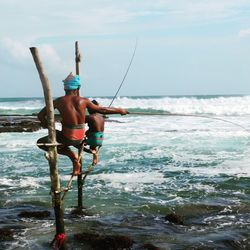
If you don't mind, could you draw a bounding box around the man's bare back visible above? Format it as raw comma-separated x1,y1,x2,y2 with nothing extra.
53,95,89,126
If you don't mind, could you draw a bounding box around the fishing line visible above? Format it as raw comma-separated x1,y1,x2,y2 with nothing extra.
109,39,138,107
0,113,61,118
1,112,248,132
128,111,249,132
0,114,36,117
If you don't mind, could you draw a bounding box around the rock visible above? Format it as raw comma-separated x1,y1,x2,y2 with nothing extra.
0,228,14,241
165,213,184,225
70,208,91,216
0,117,41,133
18,210,50,219
74,232,133,250
0,115,61,133
140,243,161,250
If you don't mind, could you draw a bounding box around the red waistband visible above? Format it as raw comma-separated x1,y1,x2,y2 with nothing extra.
62,126,85,141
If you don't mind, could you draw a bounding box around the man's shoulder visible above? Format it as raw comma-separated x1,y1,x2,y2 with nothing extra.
53,96,64,104
79,97,92,105
81,97,90,101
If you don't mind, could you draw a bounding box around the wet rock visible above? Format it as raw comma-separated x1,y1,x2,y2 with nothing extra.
0,228,14,241
139,243,161,250
0,125,41,133
0,118,41,133
74,232,133,250
185,245,215,250
0,115,61,133
222,238,250,249
70,208,91,216
18,210,50,219
165,213,184,225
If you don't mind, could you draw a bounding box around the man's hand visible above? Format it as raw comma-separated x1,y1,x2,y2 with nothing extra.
119,108,129,115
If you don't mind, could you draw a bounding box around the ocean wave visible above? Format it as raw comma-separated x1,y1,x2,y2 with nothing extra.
1,96,250,116
0,177,41,189
0,98,44,115
88,172,166,193
94,95,250,116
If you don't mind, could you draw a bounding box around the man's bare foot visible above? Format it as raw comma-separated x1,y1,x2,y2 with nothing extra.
72,159,81,176
92,151,98,166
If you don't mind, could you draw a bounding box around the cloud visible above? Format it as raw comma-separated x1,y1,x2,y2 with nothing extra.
1,37,70,75
1,0,250,42
147,0,249,26
239,29,250,38
1,38,30,60
39,45,61,64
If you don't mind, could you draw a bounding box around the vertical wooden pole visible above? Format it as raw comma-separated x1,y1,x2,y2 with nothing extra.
75,41,81,76
30,47,66,246
75,41,84,209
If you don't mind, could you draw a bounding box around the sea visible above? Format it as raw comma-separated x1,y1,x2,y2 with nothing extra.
0,95,249,249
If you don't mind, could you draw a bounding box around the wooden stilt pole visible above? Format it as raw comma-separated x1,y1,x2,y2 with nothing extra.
75,41,81,76
30,47,66,249
75,41,84,209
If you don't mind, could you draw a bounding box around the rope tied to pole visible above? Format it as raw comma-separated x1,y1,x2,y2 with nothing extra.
50,233,66,250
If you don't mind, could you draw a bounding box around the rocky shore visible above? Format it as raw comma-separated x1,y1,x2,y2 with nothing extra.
0,115,64,133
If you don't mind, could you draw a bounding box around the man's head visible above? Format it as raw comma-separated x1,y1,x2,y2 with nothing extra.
63,72,81,93
89,100,99,114
92,100,99,106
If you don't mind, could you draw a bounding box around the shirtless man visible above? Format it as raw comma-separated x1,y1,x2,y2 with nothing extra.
37,72,128,175
85,100,105,165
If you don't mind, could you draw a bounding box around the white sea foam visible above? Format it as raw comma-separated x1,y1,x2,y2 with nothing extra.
0,177,40,189
0,99,44,111
93,172,164,184
167,154,250,178
95,96,250,116
89,172,165,192
1,96,250,116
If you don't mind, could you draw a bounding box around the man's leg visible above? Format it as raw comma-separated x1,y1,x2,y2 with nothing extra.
90,146,98,165
37,132,81,175
83,146,98,165
56,131,82,176
37,135,49,151
57,146,81,175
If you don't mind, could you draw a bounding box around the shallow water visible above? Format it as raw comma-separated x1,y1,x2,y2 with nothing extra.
0,96,250,249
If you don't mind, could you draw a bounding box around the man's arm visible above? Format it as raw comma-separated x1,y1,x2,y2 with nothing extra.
37,107,48,128
86,99,128,115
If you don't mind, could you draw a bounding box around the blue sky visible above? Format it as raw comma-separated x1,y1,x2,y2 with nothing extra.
1,0,250,97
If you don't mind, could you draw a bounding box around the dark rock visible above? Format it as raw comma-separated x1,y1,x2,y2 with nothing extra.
0,125,41,133
0,228,14,241
0,115,62,133
74,232,133,250
222,238,250,249
70,208,90,216
140,243,161,250
0,116,41,133
165,213,184,225
18,210,50,219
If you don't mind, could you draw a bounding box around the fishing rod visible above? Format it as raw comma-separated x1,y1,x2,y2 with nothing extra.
109,39,138,107
0,114,37,117
128,111,249,132
1,112,248,132
0,113,61,118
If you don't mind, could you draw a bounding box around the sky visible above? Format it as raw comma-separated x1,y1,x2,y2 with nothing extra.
1,0,250,97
